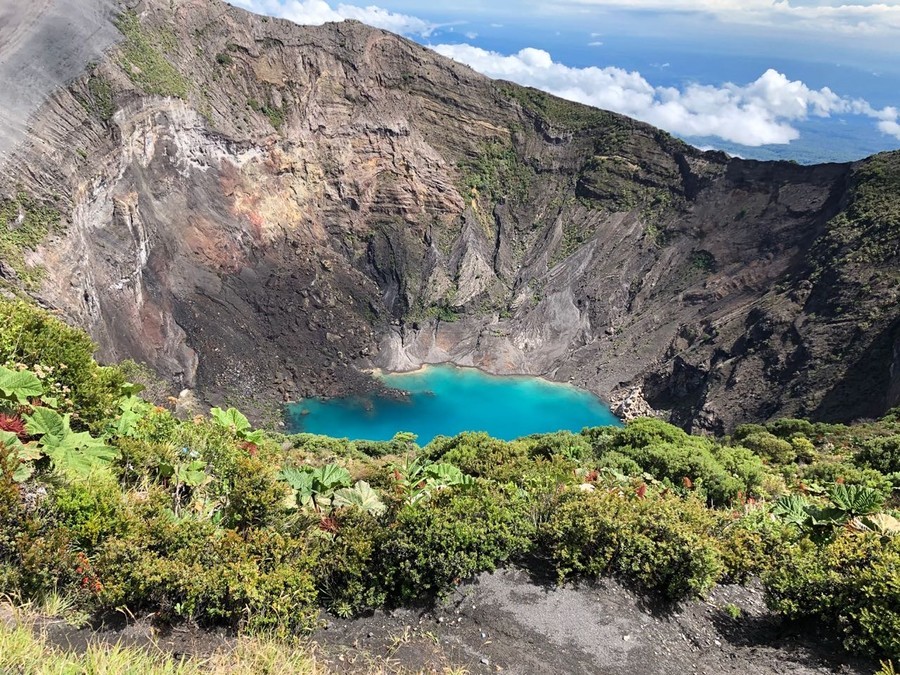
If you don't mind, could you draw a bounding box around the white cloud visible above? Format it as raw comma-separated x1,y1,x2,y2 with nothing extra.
228,0,437,36
880,119,900,140
559,0,900,35
588,40,604,46
432,43,900,146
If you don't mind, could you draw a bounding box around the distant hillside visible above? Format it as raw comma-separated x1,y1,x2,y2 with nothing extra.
0,0,897,431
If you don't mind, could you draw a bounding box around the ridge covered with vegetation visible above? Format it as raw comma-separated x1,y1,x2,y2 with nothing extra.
0,298,898,668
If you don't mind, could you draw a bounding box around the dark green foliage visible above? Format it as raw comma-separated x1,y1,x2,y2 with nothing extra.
426,431,531,483
600,419,764,505
96,512,319,634
314,510,386,616
52,475,127,549
595,450,642,475
522,431,592,462
376,485,533,604
223,454,287,530
689,250,717,272
740,431,796,464
79,74,115,122
856,435,900,474
540,488,722,600
458,140,532,204
798,459,892,495
611,418,690,449
764,531,900,658
715,511,793,585
733,423,767,442
248,98,286,131
766,418,816,440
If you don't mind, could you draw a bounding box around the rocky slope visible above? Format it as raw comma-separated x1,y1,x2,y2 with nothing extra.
0,0,898,431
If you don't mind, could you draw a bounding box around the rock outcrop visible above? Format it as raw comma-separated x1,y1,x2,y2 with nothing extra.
0,0,898,431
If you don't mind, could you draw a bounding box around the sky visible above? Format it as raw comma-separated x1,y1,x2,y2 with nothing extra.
227,0,900,163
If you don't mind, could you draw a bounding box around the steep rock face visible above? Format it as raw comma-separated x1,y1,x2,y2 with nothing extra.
0,0,898,430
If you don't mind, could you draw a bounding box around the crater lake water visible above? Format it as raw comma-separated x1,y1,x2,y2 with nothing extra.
286,364,621,443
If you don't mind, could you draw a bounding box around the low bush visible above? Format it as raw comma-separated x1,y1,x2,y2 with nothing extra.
856,435,900,475
540,487,722,600
0,299,125,428
764,530,900,658
425,432,531,483
376,484,534,604
740,431,796,464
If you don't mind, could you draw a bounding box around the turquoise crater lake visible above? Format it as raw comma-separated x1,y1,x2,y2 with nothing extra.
286,365,621,443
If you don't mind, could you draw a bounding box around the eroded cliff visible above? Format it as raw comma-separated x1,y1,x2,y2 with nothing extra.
1,0,898,431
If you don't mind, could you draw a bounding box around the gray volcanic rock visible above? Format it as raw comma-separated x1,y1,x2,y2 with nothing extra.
0,0,898,430
0,0,121,158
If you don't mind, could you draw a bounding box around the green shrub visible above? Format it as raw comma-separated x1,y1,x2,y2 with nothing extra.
540,488,722,600
315,510,387,616
740,431,796,464
798,460,892,495
580,425,619,457
595,450,642,476
376,485,533,604
764,530,900,659
713,445,766,497
856,435,900,474
52,474,127,550
95,505,319,633
612,418,690,449
617,441,745,505
522,431,592,462
0,299,125,428
767,418,816,440
714,508,794,584
426,432,531,483
791,436,817,463
223,453,287,530
733,423,767,442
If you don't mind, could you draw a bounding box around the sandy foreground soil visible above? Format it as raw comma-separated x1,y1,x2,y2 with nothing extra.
26,568,876,674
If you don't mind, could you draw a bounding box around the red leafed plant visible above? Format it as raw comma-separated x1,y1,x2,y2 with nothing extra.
0,413,27,440
636,483,647,499
682,476,694,489
319,516,340,534
239,441,259,457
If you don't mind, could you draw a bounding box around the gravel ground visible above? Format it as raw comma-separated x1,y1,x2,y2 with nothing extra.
313,569,876,674
29,568,875,674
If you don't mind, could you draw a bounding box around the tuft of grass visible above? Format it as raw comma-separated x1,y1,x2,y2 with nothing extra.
722,603,742,619
0,620,323,674
247,98,286,131
76,73,116,122
114,11,190,98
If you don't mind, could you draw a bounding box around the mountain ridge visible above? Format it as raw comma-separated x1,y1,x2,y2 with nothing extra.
0,0,898,431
